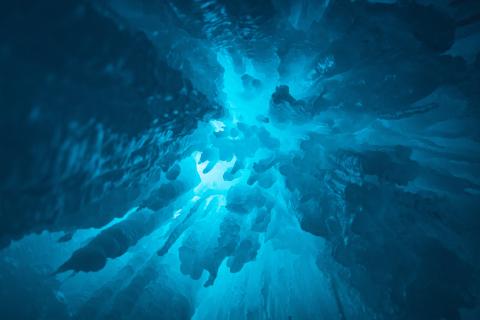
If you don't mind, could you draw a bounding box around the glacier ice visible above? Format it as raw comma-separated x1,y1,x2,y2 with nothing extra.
1,0,480,319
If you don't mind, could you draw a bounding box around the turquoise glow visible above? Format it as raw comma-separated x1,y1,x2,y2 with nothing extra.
3,2,479,318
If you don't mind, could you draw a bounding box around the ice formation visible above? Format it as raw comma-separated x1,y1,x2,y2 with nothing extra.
1,0,480,319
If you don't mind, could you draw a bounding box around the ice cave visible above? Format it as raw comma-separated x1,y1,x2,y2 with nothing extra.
1,0,480,319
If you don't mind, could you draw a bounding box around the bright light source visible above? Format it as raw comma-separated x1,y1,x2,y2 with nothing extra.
194,152,237,190
210,120,226,132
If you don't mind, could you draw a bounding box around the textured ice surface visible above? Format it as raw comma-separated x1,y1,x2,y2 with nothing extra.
1,0,480,319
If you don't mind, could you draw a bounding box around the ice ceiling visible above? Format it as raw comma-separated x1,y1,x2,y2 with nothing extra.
1,0,480,319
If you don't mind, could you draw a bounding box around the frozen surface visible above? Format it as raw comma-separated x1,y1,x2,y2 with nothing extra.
1,0,480,319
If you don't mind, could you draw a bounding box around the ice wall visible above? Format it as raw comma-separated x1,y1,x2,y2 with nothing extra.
1,0,480,319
